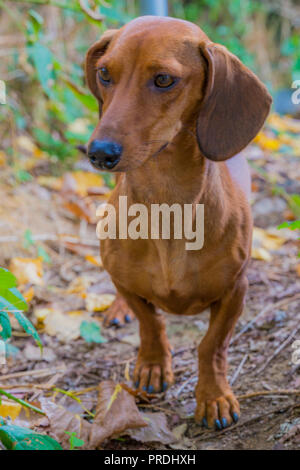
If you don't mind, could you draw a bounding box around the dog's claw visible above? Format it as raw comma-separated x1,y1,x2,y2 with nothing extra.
221,417,228,428
125,314,131,323
148,385,154,393
134,380,139,389
142,386,147,392
110,318,120,326
233,412,239,423
202,417,208,428
215,419,222,430
162,382,168,392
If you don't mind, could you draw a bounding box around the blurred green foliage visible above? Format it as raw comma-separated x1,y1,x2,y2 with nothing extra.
0,0,299,166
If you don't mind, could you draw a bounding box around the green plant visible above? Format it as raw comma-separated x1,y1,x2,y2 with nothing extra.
0,267,42,349
0,417,62,450
65,431,85,450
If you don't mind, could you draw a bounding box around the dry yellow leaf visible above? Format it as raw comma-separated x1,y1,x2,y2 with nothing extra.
85,293,115,312
34,307,54,326
0,400,22,421
44,310,90,342
85,255,102,267
0,151,6,166
251,247,272,262
63,171,104,197
253,227,286,250
67,276,93,295
37,176,63,191
16,135,38,154
254,133,280,152
9,257,44,286
23,286,35,303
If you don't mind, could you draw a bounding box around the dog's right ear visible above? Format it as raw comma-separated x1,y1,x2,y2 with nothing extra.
85,29,118,116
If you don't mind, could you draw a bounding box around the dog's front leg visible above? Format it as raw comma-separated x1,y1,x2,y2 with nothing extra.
195,275,248,429
116,286,174,393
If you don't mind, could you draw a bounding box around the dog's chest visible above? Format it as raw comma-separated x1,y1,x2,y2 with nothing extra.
101,236,223,314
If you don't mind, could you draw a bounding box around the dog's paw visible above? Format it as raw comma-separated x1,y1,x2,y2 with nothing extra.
133,360,174,394
103,296,134,327
195,392,240,430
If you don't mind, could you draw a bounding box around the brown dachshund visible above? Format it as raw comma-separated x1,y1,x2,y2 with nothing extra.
85,16,271,429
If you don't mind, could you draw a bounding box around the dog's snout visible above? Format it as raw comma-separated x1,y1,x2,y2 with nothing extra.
88,140,122,170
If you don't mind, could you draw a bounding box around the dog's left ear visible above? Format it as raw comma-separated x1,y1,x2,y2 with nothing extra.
197,42,272,161
85,29,118,116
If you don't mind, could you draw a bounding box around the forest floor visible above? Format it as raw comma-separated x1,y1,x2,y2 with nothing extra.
0,113,300,450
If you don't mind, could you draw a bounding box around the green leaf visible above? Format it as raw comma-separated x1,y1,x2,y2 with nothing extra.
63,79,98,112
65,431,85,450
0,268,17,289
278,220,300,231
37,246,51,263
27,43,55,98
80,321,107,344
23,229,35,249
0,311,12,340
15,170,33,182
0,287,28,312
13,311,42,350
0,423,62,450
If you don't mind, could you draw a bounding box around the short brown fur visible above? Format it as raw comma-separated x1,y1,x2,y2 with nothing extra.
85,16,271,428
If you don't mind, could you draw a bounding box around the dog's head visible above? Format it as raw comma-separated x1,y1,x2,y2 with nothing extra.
85,16,271,172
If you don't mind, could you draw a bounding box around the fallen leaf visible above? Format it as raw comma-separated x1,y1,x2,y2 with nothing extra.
85,254,102,267
62,171,104,198
39,398,90,450
80,321,107,343
251,227,287,261
37,176,63,191
67,276,93,295
9,257,44,286
127,412,176,445
40,381,146,449
254,132,280,152
85,293,115,312
34,307,54,326
89,381,147,448
0,151,6,166
63,194,97,224
0,401,22,421
22,286,35,303
44,310,90,342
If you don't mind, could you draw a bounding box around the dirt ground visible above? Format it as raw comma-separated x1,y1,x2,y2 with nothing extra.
0,118,300,450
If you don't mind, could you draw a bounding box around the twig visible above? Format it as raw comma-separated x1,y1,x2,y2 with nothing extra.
230,354,248,386
196,402,300,440
138,403,175,415
256,325,300,374
0,388,45,415
237,389,300,400
175,375,197,397
0,365,66,381
232,293,300,344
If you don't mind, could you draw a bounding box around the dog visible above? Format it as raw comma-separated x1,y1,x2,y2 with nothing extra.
85,16,271,429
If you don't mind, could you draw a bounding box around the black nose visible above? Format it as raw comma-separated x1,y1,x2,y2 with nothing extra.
88,140,122,170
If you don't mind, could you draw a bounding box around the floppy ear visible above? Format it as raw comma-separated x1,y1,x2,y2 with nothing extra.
197,43,272,161
85,29,118,116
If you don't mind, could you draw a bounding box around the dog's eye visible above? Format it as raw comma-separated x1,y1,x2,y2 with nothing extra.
154,74,175,89
98,67,111,84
